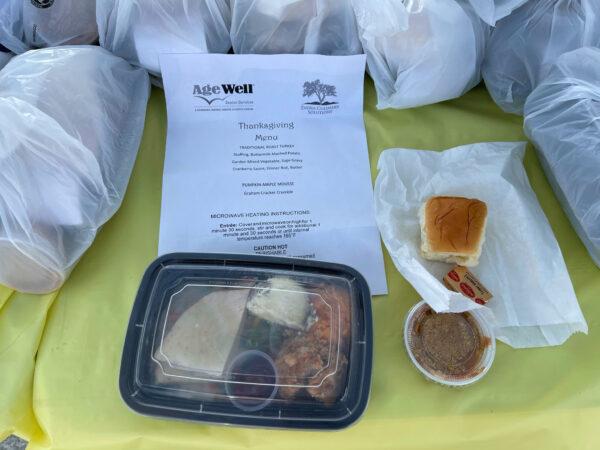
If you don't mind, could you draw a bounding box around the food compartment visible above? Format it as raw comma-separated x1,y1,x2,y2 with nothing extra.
143,275,352,407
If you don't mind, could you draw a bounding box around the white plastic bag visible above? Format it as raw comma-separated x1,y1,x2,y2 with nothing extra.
482,0,600,114
466,0,529,25
97,0,231,80
374,142,587,348
352,0,489,109
0,46,150,294
0,0,98,54
524,47,600,268
231,0,362,55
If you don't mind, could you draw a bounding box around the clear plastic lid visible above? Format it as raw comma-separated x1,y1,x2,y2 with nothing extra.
404,300,495,387
120,254,372,429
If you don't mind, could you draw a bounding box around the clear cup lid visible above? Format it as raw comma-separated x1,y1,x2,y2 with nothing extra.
404,300,495,387
120,253,372,429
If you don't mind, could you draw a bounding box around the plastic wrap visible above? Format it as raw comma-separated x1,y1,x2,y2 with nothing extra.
0,46,150,293
524,47,600,268
231,0,361,55
482,0,600,114
97,0,231,81
0,0,98,53
352,0,489,109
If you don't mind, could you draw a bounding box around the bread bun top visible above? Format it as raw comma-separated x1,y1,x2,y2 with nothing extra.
423,196,487,255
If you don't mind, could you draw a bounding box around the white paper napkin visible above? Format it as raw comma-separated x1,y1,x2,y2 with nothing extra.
374,141,588,348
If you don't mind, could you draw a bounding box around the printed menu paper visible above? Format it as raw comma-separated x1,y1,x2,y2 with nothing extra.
159,54,387,295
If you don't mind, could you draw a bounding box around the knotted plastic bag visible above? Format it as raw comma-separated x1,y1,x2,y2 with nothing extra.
0,46,150,293
231,0,362,55
0,0,98,53
352,0,489,109
524,47,600,268
482,0,600,114
465,0,529,25
97,0,231,81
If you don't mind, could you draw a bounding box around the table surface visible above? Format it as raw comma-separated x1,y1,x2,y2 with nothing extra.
1,80,599,450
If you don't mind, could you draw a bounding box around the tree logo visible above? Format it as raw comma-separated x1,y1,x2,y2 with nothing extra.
303,79,338,106
31,0,54,8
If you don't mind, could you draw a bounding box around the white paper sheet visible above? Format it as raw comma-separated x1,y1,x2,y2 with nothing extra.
374,142,588,348
159,53,387,295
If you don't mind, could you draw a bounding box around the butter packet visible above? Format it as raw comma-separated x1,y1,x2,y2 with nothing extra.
444,265,492,305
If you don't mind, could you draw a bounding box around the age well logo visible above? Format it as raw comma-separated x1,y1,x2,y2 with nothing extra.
193,83,255,111
301,79,340,115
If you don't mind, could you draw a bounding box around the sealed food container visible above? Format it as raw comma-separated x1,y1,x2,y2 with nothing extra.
120,253,373,429
404,300,495,387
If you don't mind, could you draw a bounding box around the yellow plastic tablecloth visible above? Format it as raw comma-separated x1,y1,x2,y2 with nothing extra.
2,80,600,450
